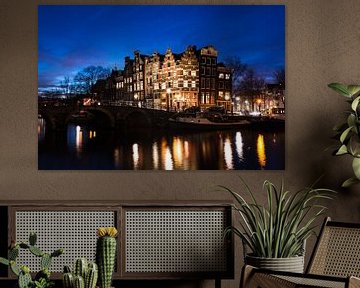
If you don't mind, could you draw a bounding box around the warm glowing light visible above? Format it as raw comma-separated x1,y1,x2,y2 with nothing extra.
132,143,140,169
166,88,171,94
89,131,93,139
172,137,183,166
224,138,233,170
235,132,244,161
164,147,173,170
75,125,83,154
152,142,159,169
184,141,189,158
257,134,266,169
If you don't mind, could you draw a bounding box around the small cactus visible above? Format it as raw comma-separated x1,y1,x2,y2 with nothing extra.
18,269,32,288
85,263,98,288
74,275,85,288
41,253,52,270
63,259,98,288
63,272,74,288
29,232,37,246
74,258,88,280
96,227,118,288
0,232,64,288
29,245,44,257
9,246,19,260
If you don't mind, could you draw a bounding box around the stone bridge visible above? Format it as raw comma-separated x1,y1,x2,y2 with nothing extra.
38,104,176,130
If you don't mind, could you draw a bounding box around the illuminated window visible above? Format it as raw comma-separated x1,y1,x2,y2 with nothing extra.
225,92,230,99
184,80,188,88
174,80,178,88
192,81,196,88
206,93,210,103
219,91,224,98
191,70,196,77
225,74,230,80
161,82,166,89
219,73,224,79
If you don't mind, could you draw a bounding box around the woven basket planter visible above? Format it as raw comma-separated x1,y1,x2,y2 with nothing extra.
245,254,305,273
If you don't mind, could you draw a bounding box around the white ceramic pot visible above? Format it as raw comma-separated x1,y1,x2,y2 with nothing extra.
245,254,305,273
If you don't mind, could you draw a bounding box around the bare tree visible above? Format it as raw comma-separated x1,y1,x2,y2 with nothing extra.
73,66,110,94
224,56,248,97
273,67,285,107
273,67,285,87
239,68,266,112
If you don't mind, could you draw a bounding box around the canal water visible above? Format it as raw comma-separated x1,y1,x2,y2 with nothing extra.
38,119,285,170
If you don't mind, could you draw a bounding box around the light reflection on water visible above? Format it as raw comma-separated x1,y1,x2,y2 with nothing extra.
256,134,267,169
38,120,284,170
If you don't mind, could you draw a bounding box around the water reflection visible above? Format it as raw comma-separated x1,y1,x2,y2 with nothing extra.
132,143,140,169
224,137,234,170
38,118,46,141
256,134,267,169
235,132,244,161
39,121,284,170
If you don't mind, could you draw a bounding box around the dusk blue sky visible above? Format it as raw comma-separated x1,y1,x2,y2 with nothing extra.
38,5,285,90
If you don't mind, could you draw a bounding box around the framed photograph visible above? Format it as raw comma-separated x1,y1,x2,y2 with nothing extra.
38,5,285,170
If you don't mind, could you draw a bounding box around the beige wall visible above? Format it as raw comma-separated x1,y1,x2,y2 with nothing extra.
1,0,360,287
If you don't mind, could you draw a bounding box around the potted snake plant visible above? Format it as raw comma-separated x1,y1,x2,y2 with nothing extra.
221,178,335,273
328,83,360,187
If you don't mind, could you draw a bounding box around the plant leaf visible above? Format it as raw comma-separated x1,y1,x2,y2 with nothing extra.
342,177,360,188
351,96,360,111
328,83,351,97
336,145,348,155
347,114,356,128
352,157,360,179
340,126,353,143
347,85,360,97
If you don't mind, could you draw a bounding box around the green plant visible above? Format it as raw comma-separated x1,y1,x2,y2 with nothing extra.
221,179,335,258
62,258,98,288
0,232,63,288
96,227,118,288
328,83,360,187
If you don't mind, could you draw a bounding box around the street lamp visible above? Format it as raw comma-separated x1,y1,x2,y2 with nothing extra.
166,88,171,112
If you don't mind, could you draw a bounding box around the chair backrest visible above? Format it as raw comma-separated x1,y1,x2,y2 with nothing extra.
307,217,360,277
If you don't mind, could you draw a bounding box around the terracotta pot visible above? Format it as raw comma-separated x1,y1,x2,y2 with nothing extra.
245,254,305,273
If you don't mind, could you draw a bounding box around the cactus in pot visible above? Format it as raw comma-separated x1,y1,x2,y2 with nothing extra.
96,227,118,288
0,232,63,288
62,259,98,288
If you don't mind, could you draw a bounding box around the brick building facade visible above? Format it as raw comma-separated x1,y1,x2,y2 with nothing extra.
97,45,232,112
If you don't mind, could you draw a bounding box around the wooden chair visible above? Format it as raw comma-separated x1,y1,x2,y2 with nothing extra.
241,217,360,288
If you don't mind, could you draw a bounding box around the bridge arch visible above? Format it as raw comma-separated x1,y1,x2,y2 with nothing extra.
73,107,117,128
120,109,153,128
